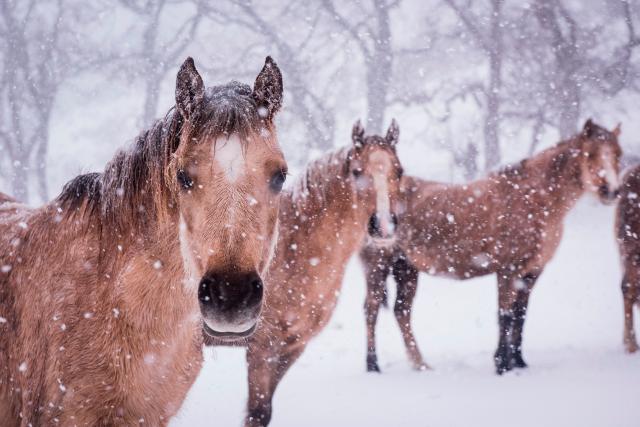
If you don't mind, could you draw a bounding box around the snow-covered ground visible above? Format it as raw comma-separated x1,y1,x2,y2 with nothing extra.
171,196,640,427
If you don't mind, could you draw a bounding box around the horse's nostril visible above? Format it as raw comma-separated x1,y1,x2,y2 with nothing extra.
391,213,399,228
368,214,380,237
199,271,263,312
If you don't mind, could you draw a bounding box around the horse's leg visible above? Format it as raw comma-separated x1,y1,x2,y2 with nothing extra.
245,345,304,427
622,273,639,353
510,272,539,368
392,257,430,371
363,257,391,373
494,272,517,374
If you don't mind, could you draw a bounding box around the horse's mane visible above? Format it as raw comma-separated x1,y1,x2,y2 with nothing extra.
288,146,352,212
55,81,263,234
491,135,583,184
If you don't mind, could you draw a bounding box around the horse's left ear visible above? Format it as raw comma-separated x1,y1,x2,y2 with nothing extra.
582,118,595,138
352,120,365,149
253,56,283,121
386,119,399,146
175,57,204,121
613,123,622,137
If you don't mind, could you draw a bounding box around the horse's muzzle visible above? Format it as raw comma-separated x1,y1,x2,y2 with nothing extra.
598,185,619,204
368,213,398,245
198,270,263,340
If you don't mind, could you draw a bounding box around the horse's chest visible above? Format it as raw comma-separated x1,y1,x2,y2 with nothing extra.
116,332,202,421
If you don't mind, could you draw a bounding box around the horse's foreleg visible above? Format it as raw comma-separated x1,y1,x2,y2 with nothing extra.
510,272,539,368
494,272,518,375
393,258,429,371
364,261,390,373
622,275,639,353
245,345,304,427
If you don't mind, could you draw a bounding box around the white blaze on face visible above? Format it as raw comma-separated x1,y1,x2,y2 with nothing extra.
262,218,279,276
600,145,620,190
213,133,248,232
369,150,395,238
179,214,199,293
213,134,245,183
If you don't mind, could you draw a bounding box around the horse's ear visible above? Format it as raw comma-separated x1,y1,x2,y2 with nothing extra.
386,119,399,146
582,118,595,138
352,120,365,149
175,57,204,121
253,56,283,121
613,123,622,137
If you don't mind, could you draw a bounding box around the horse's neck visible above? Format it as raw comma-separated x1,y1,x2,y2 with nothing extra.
279,177,365,280
531,143,585,216
114,225,198,333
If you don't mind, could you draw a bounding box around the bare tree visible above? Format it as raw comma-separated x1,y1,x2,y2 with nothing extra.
119,0,204,126
321,0,398,134
0,0,80,202
530,0,640,137
444,0,504,171
203,0,335,152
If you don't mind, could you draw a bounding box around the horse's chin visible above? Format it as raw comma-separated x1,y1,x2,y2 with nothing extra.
202,320,257,344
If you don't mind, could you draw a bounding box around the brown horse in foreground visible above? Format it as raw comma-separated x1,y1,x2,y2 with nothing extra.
616,164,640,354
0,57,286,425
361,120,622,374
207,120,404,427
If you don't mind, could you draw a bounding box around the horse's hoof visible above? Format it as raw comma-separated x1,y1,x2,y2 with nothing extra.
413,362,432,371
494,352,512,375
624,341,639,354
495,364,512,375
367,363,381,373
511,354,528,369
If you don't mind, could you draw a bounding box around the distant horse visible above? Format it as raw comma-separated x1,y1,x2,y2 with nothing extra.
207,120,404,427
616,164,640,353
361,120,621,374
0,57,287,425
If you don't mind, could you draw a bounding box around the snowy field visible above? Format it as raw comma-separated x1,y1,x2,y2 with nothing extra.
171,196,640,427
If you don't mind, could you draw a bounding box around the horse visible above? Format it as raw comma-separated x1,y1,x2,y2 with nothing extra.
205,120,404,427
616,163,640,354
0,56,287,425
360,119,622,375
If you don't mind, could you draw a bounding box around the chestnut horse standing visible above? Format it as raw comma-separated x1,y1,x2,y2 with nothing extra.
207,120,403,427
0,57,287,425
616,164,640,354
361,120,622,374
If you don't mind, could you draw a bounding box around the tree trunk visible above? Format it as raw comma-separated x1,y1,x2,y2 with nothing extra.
483,0,503,171
365,0,393,134
142,71,161,127
10,154,29,203
557,78,581,139
35,127,50,203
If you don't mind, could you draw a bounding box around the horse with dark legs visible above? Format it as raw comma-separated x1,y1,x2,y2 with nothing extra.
616,164,640,354
0,57,286,425
361,120,622,375
205,120,404,427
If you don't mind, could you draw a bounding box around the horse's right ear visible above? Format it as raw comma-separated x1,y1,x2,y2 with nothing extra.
386,119,399,146
175,57,204,121
352,120,365,149
582,118,595,138
253,56,283,121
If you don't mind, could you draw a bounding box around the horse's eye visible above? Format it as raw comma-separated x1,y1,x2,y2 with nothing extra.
177,169,194,190
352,168,362,178
397,167,404,179
270,170,286,193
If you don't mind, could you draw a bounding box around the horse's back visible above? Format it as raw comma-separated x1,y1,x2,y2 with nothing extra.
0,192,17,205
